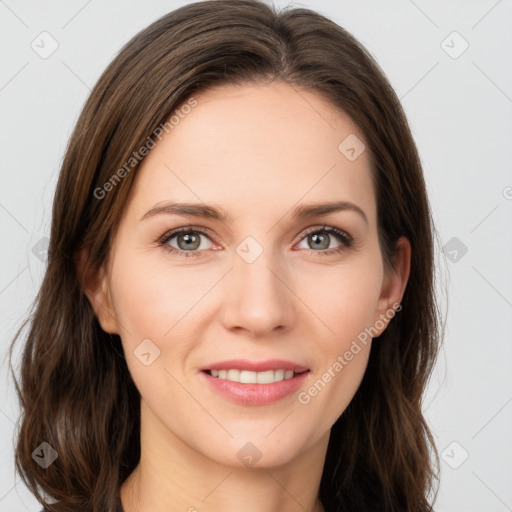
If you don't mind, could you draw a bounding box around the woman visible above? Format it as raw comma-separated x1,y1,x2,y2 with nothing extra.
9,1,442,510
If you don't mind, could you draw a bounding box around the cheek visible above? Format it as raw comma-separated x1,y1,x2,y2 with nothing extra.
304,343,371,431
110,253,207,341
293,255,382,420
295,252,384,341
109,257,203,419
109,253,222,397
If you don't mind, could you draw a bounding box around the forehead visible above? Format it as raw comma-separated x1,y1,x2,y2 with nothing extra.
125,81,376,225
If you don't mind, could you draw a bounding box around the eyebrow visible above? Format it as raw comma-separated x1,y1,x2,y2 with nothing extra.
139,200,368,225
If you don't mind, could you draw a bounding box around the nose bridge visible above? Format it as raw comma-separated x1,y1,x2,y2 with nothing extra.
220,234,295,335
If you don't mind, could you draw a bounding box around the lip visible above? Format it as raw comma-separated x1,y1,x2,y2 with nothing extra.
200,359,309,373
199,369,310,405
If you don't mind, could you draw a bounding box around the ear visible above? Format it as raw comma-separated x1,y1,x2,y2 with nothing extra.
74,248,119,335
372,236,411,337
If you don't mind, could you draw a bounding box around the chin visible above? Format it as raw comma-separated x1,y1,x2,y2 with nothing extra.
202,429,317,470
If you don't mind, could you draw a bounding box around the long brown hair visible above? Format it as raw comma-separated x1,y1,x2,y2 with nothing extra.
8,1,443,510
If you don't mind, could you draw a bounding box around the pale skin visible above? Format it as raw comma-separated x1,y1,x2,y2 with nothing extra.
78,81,411,512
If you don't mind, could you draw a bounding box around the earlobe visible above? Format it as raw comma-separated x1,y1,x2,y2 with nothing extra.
74,248,119,335
373,236,411,337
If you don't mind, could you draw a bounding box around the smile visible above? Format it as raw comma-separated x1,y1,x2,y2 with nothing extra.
199,359,311,405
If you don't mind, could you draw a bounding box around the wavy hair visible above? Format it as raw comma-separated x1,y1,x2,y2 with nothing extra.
8,1,443,510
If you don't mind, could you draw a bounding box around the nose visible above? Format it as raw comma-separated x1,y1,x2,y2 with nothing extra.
219,245,296,338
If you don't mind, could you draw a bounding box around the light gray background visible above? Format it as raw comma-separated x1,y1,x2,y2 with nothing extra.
1,1,511,510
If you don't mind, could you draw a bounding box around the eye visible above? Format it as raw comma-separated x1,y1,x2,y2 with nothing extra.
159,227,216,258
294,225,353,257
157,225,353,258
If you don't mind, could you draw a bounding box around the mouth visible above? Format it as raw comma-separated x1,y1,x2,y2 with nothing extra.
198,359,311,405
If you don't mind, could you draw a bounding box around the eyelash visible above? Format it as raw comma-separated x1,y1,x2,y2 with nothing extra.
157,225,353,258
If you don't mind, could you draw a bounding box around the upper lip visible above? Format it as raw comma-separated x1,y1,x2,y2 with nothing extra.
200,359,309,373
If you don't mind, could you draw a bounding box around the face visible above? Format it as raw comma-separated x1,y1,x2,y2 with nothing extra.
85,81,409,469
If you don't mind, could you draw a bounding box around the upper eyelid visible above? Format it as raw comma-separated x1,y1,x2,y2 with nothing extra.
160,225,217,243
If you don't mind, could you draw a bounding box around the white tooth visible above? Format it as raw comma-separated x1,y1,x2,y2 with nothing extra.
239,370,257,383
213,369,295,383
227,369,240,382
257,370,275,384
274,369,285,381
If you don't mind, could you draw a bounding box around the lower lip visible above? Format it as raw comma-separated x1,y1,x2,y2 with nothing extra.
199,370,310,405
